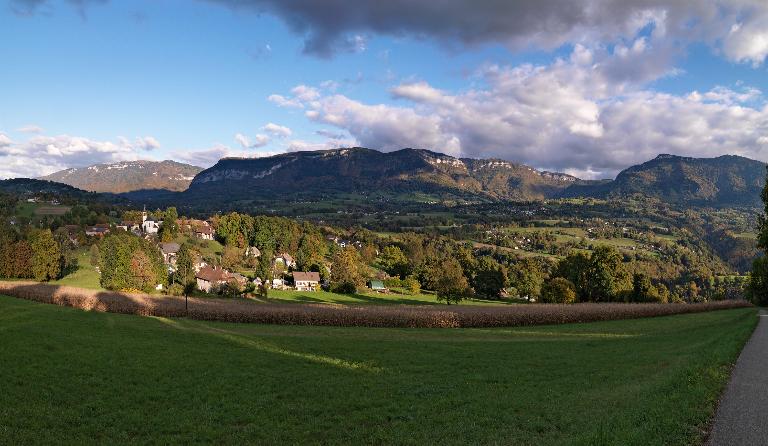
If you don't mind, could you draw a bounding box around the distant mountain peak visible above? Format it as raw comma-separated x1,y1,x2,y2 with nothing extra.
40,160,202,193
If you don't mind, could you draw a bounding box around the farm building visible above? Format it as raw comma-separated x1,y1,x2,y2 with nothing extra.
293,271,320,291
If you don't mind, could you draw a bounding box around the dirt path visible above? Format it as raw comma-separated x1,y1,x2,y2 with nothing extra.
706,310,768,445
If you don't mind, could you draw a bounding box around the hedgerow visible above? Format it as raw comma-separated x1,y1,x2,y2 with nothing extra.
0,282,752,329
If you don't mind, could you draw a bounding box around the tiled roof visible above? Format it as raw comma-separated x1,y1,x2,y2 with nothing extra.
293,271,320,282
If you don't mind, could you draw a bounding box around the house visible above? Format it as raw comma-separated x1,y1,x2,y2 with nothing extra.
159,242,181,266
195,266,230,293
142,220,162,234
85,224,110,237
117,221,141,232
293,271,320,291
195,226,214,240
246,246,261,258
369,280,387,293
274,253,295,269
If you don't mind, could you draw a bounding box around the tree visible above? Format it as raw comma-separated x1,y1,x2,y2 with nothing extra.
330,247,365,294
585,246,631,302
473,256,507,299
378,245,410,279
130,250,157,293
434,258,470,305
748,257,768,305
174,244,196,292
511,258,544,302
403,275,421,295
540,278,577,304
159,207,179,242
89,244,100,267
554,252,591,301
749,166,768,305
222,245,243,270
30,229,62,282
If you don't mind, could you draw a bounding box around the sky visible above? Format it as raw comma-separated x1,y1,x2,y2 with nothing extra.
1,0,768,180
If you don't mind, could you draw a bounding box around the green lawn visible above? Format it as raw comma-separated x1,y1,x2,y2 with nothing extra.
52,250,102,290
0,295,757,445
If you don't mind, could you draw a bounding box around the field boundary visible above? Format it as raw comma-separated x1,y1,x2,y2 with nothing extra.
0,281,752,328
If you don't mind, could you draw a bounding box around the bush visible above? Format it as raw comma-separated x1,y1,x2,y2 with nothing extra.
332,281,358,295
540,278,577,304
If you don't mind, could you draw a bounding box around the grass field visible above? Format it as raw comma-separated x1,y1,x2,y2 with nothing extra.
53,250,102,290
0,295,757,445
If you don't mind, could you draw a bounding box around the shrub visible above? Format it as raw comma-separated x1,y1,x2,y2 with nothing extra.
540,278,576,304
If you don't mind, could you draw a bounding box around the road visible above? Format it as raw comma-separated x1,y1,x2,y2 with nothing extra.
707,310,768,446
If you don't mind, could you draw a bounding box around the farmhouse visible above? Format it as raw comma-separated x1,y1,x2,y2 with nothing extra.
247,246,261,258
274,253,295,269
293,271,320,291
159,242,180,266
195,226,214,240
85,224,110,237
195,266,229,293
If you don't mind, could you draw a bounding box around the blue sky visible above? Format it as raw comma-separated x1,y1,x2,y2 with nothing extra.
1,0,768,179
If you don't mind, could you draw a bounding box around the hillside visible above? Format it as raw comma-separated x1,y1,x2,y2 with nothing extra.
186,147,582,201
0,178,92,198
41,160,202,193
561,154,767,207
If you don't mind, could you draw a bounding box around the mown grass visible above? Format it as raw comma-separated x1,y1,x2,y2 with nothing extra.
0,295,757,445
53,250,102,290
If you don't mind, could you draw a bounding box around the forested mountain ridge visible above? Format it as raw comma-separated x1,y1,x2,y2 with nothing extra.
560,154,767,206
41,160,202,193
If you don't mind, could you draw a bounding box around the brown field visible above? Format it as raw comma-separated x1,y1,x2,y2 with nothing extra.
0,281,752,328
33,206,71,215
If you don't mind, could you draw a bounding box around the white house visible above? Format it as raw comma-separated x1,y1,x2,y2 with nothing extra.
274,253,295,269
142,220,162,234
293,271,320,292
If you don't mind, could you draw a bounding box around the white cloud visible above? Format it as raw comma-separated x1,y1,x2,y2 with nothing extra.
134,136,161,150
0,133,157,179
173,144,286,167
262,122,292,137
16,124,44,134
234,133,270,148
268,94,303,108
0,133,12,148
268,47,768,178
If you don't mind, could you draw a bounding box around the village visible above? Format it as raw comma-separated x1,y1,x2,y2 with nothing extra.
76,209,386,297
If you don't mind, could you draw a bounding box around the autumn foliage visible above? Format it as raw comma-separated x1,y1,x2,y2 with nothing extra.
0,282,751,329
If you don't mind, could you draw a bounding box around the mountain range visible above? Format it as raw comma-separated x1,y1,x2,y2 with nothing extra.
40,160,202,194
7,148,766,208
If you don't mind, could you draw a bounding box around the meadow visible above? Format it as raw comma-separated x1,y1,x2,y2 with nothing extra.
0,294,757,445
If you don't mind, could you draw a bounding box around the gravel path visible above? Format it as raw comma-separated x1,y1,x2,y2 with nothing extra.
707,310,768,446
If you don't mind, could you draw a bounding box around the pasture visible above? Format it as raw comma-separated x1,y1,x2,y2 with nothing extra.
0,294,757,445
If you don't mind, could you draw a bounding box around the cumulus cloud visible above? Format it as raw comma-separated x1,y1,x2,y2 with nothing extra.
205,0,768,65
234,133,270,148
0,133,157,179
268,46,768,178
0,133,12,148
262,122,292,137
